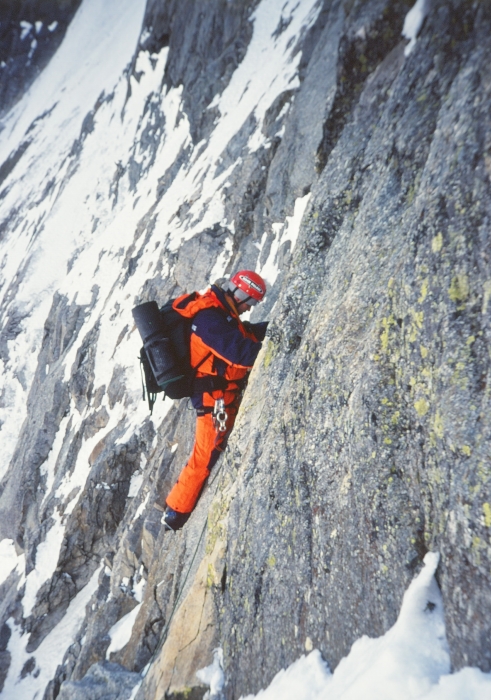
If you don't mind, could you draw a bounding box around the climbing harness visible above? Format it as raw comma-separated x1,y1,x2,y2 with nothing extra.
213,397,228,432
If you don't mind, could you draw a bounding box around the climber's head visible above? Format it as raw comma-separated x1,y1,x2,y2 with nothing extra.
224,270,266,314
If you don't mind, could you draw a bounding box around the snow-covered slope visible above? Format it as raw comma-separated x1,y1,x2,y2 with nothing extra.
0,0,148,478
0,0,490,698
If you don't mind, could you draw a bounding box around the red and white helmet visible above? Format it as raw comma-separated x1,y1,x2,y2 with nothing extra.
226,270,266,306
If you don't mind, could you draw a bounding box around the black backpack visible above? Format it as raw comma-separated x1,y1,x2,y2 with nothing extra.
132,296,208,413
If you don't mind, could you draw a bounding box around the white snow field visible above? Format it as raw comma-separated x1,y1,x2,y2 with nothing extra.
0,0,489,698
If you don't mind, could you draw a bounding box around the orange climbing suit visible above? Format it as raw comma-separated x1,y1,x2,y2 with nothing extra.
165,287,263,514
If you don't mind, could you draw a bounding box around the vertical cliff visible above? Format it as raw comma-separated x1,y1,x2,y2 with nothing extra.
0,0,490,699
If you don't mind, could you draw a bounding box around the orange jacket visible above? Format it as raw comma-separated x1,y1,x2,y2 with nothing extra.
172,286,264,407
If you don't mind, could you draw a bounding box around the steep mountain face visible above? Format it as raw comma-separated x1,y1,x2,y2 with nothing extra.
0,0,489,699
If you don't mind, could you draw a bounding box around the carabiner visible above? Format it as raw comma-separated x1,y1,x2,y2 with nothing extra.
213,398,228,433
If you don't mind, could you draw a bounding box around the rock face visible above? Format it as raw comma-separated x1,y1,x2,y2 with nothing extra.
0,0,490,699
0,0,83,117
56,662,141,700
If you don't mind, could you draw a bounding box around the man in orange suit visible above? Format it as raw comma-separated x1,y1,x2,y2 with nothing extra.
157,270,268,531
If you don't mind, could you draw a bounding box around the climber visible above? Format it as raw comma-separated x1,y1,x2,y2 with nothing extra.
155,270,268,531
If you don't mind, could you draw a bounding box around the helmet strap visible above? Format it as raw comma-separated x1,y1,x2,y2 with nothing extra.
224,286,254,308
224,289,239,311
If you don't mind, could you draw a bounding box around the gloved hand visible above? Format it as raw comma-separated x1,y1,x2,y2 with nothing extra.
243,320,269,341
192,375,228,395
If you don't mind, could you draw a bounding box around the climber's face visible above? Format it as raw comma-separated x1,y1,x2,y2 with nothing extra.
236,301,252,315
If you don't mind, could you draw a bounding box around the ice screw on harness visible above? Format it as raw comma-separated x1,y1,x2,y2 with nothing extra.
213,398,228,432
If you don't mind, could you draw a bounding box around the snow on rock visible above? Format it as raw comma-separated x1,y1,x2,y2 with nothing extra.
19,22,33,41
106,603,143,659
196,648,226,699
240,554,491,700
258,192,311,286
128,471,144,498
402,0,428,56
0,0,148,479
0,539,24,585
21,515,65,616
0,0,489,697
2,565,102,700
27,38,37,61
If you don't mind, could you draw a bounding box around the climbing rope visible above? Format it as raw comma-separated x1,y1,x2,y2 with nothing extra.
140,520,207,679
140,456,227,680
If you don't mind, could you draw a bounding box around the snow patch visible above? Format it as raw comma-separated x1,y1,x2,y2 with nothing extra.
0,539,24,585
133,567,146,603
241,650,330,700
209,237,234,282
402,0,428,56
20,21,32,40
21,516,65,616
106,603,142,658
128,681,143,700
239,553,491,700
2,565,102,700
135,492,150,520
258,193,311,285
197,648,225,698
40,413,72,505
28,39,38,60
128,471,144,498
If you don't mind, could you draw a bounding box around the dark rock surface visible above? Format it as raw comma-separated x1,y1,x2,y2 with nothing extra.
141,0,260,144
0,0,83,117
56,661,141,700
0,0,490,698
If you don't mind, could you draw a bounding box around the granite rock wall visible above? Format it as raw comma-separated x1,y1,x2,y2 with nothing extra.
0,1,489,698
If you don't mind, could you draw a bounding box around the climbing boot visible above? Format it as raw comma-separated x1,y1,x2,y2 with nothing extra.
162,507,190,531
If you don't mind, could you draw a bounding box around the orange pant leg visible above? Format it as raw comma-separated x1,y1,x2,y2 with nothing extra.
166,409,236,514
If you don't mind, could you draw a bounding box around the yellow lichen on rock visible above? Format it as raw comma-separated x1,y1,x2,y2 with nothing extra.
414,398,429,416
432,232,443,252
448,273,469,303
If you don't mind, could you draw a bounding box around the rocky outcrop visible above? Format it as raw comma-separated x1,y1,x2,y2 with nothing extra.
57,662,141,700
0,0,490,698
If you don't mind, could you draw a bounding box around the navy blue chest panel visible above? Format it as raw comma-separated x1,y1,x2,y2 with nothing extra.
192,308,261,368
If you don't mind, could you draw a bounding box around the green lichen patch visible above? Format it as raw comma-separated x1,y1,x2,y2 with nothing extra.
448,273,469,303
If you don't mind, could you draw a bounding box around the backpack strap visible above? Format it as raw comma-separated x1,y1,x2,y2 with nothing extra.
138,347,160,413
